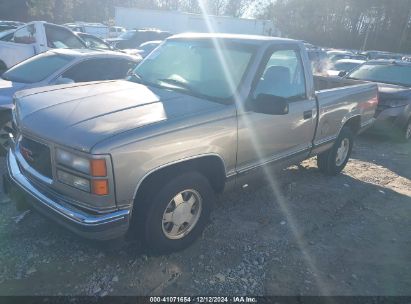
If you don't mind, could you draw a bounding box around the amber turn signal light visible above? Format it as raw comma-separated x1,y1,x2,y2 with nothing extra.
92,179,109,196
90,159,107,177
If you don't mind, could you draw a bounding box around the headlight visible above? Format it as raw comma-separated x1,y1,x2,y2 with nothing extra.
56,148,90,174
55,148,109,195
56,148,107,177
57,170,90,192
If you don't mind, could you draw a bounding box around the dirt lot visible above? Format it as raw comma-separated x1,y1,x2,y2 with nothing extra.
0,134,410,296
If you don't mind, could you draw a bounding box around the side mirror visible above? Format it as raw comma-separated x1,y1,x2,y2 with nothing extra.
54,77,74,85
248,94,289,115
338,71,347,77
84,41,91,48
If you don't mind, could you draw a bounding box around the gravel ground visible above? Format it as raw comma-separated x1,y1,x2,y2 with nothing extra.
0,134,410,296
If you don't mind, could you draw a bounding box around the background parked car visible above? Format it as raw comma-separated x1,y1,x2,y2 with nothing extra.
346,60,411,141
306,48,329,74
327,50,367,64
0,49,140,154
135,40,162,58
0,21,25,32
76,32,143,58
107,29,171,49
64,22,110,39
109,26,126,38
0,21,86,74
361,51,403,60
327,59,366,77
76,32,112,50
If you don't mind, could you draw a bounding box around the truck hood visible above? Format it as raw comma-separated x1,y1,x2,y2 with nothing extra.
16,80,224,152
0,79,27,106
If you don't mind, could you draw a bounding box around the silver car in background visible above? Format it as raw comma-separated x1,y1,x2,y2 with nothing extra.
327,59,366,77
0,48,141,154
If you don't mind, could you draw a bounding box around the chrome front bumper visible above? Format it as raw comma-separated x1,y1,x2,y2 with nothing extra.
5,148,131,240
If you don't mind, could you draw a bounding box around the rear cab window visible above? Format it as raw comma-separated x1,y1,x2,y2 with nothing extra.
12,24,36,44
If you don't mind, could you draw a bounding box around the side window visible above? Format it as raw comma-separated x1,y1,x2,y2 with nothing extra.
103,59,137,79
254,49,306,101
13,24,36,44
61,59,136,83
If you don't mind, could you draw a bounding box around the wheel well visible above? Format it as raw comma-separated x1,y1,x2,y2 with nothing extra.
344,116,361,135
134,156,226,203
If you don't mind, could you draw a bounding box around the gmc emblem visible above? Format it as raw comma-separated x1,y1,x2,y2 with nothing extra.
21,146,35,163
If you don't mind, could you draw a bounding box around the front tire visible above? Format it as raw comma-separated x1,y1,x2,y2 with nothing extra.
0,110,11,156
317,127,354,175
138,172,214,253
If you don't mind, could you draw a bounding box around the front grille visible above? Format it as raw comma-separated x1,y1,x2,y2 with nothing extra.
19,137,52,179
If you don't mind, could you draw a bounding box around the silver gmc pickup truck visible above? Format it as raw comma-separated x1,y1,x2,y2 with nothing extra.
5,34,379,252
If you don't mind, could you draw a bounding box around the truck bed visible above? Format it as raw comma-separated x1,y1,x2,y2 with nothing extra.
314,75,367,91
312,75,379,150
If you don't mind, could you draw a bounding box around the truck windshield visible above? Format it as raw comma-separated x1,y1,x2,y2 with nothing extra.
1,53,73,84
348,63,411,87
129,39,256,102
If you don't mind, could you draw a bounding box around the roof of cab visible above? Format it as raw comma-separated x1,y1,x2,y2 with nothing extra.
168,33,300,45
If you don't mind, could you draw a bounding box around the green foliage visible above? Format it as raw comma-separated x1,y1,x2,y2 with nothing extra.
1,0,411,52
0,0,29,21
264,0,411,52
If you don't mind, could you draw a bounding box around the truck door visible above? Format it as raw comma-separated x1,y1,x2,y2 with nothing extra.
3,24,38,67
237,47,317,174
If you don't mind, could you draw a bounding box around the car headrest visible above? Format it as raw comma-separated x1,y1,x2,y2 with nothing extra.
263,66,291,85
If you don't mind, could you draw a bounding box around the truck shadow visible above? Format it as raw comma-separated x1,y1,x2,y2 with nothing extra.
353,134,411,180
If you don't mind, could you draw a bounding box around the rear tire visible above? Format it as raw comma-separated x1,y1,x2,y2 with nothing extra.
135,172,214,253
317,127,354,175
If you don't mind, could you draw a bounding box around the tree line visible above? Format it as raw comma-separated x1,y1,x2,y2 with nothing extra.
262,0,411,53
0,0,260,23
1,0,411,53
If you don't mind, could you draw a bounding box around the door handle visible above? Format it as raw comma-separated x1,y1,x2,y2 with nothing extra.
303,110,313,120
